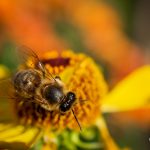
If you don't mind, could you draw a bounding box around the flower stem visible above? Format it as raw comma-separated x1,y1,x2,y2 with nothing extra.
96,116,124,150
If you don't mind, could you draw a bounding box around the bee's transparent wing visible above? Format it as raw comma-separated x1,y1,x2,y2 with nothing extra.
0,78,14,123
0,78,12,96
16,45,56,80
15,45,40,68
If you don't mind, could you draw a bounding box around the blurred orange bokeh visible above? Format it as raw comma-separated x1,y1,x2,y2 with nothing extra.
0,0,149,126
0,0,145,83
0,0,65,55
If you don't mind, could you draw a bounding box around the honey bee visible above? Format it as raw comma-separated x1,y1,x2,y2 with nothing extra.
0,46,82,130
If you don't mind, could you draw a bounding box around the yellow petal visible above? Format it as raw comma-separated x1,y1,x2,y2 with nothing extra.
0,123,42,149
101,65,150,112
59,66,74,84
0,65,9,79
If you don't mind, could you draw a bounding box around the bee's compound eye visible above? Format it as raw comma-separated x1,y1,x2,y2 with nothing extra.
59,92,76,113
43,85,64,104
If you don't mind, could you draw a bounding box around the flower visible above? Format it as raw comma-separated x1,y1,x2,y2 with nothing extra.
14,50,107,131
0,50,111,149
0,50,150,150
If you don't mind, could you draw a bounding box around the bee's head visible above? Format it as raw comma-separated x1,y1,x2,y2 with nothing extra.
59,92,76,113
66,92,76,102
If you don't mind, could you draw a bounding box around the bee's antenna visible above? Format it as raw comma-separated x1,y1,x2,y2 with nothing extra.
71,109,82,131
17,45,57,82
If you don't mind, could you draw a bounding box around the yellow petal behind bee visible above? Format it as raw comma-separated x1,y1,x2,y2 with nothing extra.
0,65,9,79
101,65,150,112
59,66,74,84
0,123,42,149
